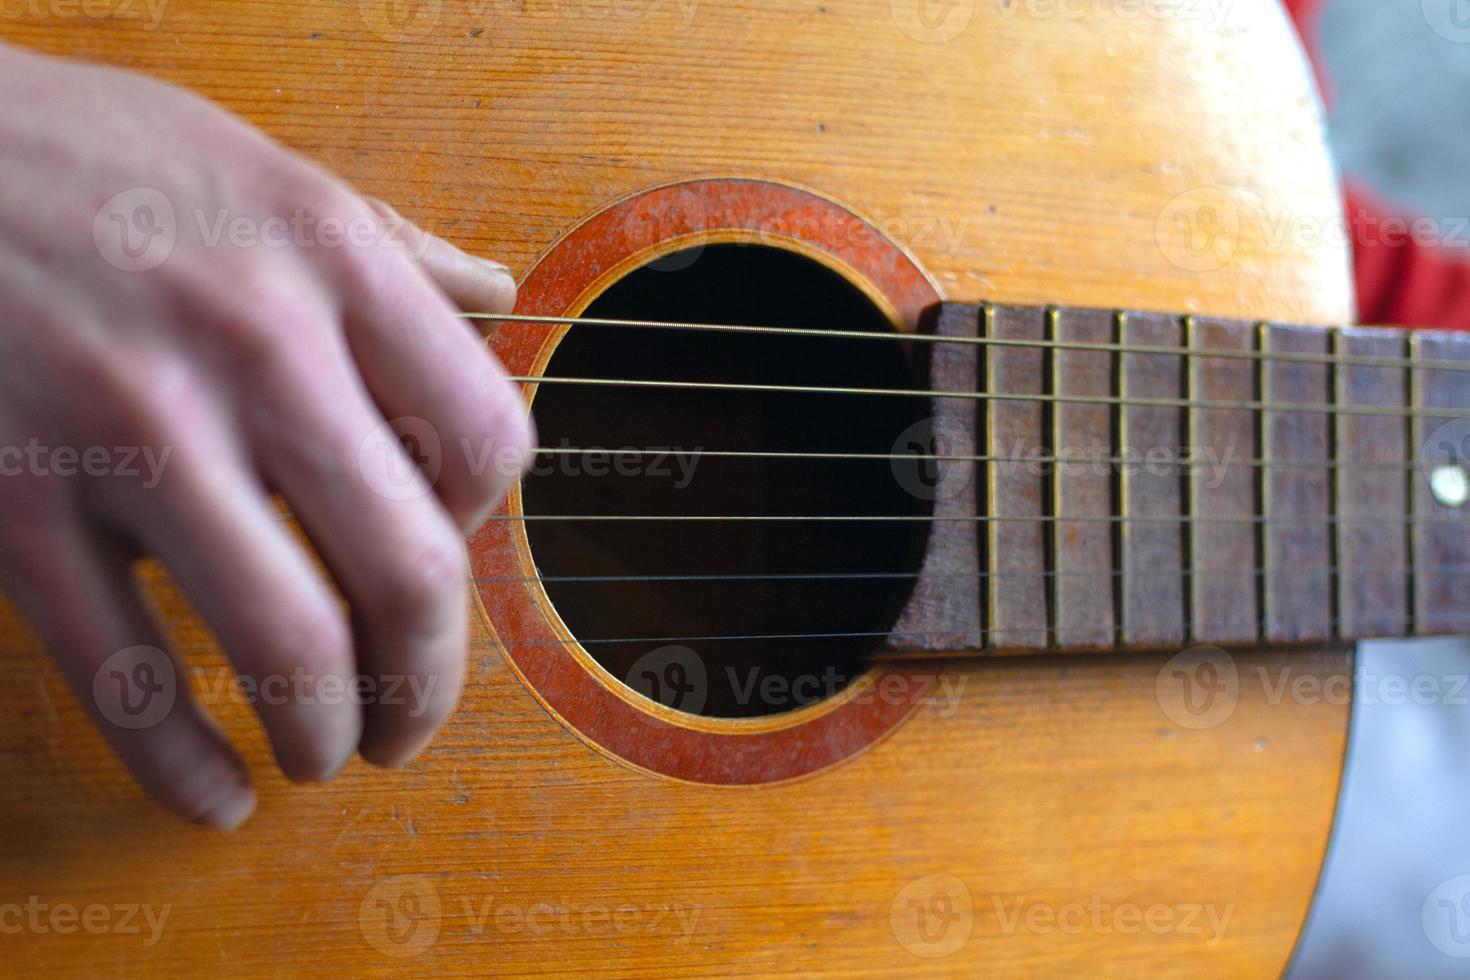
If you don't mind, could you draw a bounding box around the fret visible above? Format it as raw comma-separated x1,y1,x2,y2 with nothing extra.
1261,323,1333,643
985,304,1049,650
1188,317,1258,645
1411,331,1470,635
1119,312,1185,647
1336,327,1410,638
1051,307,1116,648
887,304,984,650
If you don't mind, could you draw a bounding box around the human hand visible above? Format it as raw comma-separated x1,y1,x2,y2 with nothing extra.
0,44,532,828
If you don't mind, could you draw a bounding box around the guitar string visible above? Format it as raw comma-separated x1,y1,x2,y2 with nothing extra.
531,446,1436,472
448,314,1467,648
509,373,1465,421
494,514,1465,526
467,311,1470,374
459,614,1470,649
470,563,1469,586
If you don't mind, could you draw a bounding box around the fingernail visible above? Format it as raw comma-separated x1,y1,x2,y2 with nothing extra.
192,781,257,832
474,256,514,278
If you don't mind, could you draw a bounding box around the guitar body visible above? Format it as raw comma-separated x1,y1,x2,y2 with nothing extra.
0,1,1356,975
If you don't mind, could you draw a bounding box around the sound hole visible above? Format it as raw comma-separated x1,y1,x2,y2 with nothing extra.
523,244,931,718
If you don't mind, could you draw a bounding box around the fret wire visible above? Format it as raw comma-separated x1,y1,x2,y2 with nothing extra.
469,311,1470,374
1326,330,1342,641
1407,333,1422,636
510,374,1466,420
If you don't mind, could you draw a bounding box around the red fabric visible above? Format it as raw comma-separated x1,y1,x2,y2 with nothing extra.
1282,0,1470,330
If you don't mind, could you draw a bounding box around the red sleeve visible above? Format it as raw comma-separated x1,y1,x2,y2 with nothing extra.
1282,0,1470,331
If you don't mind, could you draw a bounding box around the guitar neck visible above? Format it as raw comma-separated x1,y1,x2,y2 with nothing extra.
888,303,1470,656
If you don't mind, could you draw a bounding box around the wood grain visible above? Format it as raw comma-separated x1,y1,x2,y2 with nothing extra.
0,1,1356,975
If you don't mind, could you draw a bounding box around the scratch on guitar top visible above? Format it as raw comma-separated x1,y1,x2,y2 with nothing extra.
35,674,56,724
390,805,418,836
331,808,367,847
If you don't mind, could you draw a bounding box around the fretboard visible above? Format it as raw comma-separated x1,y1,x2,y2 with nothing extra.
889,303,1470,654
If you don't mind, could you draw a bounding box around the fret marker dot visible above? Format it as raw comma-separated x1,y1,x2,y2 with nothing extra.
1430,464,1470,509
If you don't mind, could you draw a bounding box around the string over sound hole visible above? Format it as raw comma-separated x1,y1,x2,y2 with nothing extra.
522,245,932,718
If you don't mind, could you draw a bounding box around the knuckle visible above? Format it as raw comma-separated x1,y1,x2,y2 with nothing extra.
371,527,466,634
216,301,302,387
263,161,360,225
254,597,353,681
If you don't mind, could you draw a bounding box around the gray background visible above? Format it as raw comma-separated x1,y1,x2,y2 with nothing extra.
1291,2,1470,976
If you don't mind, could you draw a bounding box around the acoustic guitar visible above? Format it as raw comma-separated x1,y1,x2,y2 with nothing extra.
3,1,1468,975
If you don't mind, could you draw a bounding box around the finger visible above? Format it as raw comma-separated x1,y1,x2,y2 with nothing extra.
337,216,534,533
115,426,362,784
365,198,517,316
246,324,469,769
0,503,254,829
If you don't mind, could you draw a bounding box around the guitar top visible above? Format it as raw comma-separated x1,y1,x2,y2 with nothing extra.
4,1,1457,976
